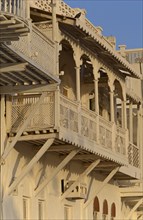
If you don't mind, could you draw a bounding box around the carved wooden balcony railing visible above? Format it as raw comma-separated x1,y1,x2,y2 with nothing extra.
0,0,30,42
0,0,27,18
99,116,112,149
8,93,140,168
128,143,140,168
7,24,55,75
7,92,55,133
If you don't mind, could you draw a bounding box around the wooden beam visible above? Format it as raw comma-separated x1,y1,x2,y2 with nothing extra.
0,93,47,163
0,63,28,73
0,83,59,94
0,33,27,38
138,214,143,220
7,138,54,195
0,23,25,29
84,167,120,208
61,159,101,200
0,37,19,42
121,192,143,198
48,144,75,152
126,198,143,219
9,133,58,142
0,19,16,25
1,28,29,34
35,149,80,196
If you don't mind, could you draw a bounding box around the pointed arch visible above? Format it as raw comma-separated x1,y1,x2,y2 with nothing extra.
103,199,108,214
59,39,76,100
111,202,116,217
93,196,100,212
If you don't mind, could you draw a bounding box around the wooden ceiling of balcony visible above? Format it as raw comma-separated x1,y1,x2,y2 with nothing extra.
11,132,139,181
0,44,59,92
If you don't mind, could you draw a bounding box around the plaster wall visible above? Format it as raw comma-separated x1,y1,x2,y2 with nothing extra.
2,144,129,220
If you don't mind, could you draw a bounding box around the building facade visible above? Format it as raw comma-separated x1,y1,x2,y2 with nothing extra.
0,0,143,219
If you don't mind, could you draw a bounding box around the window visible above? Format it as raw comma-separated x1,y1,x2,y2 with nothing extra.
64,206,72,220
38,200,44,220
102,199,108,220
93,197,100,220
23,197,29,220
111,203,116,220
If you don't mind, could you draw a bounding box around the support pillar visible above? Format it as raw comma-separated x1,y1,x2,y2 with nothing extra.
75,66,81,102
94,79,99,114
122,100,127,129
94,78,99,143
137,103,141,148
51,0,57,42
109,90,115,123
129,101,133,143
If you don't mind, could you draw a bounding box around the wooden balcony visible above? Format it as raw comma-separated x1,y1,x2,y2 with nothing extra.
0,0,29,42
7,24,55,76
7,93,140,169
0,0,28,18
0,24,57,88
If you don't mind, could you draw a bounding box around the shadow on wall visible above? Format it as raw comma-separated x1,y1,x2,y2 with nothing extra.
3,193,21,220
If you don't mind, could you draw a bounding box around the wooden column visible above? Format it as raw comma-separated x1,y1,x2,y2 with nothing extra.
93,64,100,143
137,103,141,147
94,79,99,114
122,100,127,129
109,90,115,123
129,101,133,143
75,66,81,102
51,0,57,42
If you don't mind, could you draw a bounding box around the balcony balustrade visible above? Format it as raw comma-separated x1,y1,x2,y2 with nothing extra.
0,0,28,18
8,92,55,133
7,93,140,168
7,24,55,75
128,143,140,168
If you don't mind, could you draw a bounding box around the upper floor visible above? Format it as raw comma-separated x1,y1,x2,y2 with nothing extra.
0,0,142,179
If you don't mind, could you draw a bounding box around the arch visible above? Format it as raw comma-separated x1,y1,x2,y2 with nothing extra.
93,196,100,212
114,79,123,100
80,54,95,110
98,69,110,120
59,39,76,101
111,203,116,217
59,39,75,53
103,199,108,215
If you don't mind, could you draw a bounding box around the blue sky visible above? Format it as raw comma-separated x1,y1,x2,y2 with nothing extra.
64,0,143,49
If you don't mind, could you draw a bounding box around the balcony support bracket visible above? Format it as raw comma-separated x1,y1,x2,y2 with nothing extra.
7,138,54,195
0,63,28,73
35,148,80,196
126,198,143,220
61,159,101,200
84,166,120,208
